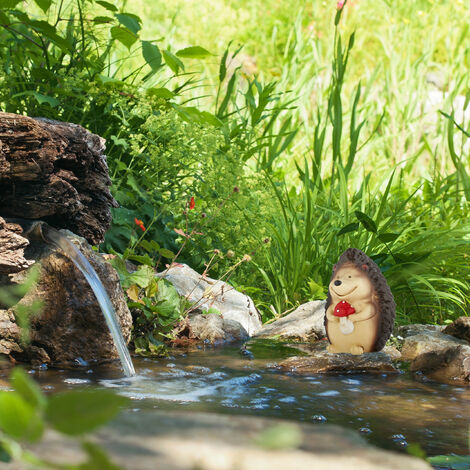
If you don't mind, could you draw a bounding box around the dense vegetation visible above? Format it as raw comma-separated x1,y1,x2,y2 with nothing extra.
1,0,469,355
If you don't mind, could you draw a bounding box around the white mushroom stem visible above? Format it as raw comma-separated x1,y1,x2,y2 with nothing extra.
339,316,354,335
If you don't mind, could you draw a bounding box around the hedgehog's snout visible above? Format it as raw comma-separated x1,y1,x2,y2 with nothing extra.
334,280,342,286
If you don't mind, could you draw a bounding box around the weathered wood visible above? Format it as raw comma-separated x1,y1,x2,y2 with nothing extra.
0,112,117,245
0,216,33,274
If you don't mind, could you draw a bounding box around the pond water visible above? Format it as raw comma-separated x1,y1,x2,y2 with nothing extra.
4,340,470,458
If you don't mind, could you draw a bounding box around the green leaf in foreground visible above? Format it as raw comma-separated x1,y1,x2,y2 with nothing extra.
46,390,129,436
0,392,44,442
11,368,46,410
33,0,52,13
176,46,212,59
142,41,162,72
255,424,303,450
78,441,124,470
427,454,470,470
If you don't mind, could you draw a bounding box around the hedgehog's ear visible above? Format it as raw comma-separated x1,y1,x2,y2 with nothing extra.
333,264,337,272
361,264,368,271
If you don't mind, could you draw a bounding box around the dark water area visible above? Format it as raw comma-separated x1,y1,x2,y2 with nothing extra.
2,341,469,458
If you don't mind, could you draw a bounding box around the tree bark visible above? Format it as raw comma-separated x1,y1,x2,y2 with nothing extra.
0,112,117,245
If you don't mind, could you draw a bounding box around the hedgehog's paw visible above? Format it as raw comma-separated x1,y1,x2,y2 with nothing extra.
350,345,364,355
327,344,340,353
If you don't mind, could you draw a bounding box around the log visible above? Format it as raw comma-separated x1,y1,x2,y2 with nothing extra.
0,112,117,245
0,216,33,274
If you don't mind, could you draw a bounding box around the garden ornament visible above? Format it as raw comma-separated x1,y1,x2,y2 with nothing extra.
324,248,396,354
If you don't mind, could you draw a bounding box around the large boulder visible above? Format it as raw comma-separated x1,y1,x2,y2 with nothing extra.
0,113,117,245
398,324,470,385
254,301,326,341
443,317,470,343
18,410,432,470
0,231,132,365
158,264,262,337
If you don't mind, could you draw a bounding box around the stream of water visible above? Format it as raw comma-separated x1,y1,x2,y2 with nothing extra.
14,341,469,458
42,226,136,377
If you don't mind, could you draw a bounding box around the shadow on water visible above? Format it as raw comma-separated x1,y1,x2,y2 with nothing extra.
13,341,469,458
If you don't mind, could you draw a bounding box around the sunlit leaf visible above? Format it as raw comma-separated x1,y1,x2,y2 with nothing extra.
96,0,118,12
355,210,377,233
0,392,44,442
111,26,137,49
115,13,141,35
33,0,52,13
11,368,46,410
176,46,212,59
46,390,129,436
142,41,162,72
162,49,184,74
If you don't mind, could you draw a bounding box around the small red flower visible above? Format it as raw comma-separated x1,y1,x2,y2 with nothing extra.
189,196,195,210
134,217,146,231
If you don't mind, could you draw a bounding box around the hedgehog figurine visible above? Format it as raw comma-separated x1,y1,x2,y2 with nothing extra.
324,248,396,354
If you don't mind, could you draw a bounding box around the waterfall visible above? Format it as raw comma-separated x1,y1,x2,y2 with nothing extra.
41,225,136,377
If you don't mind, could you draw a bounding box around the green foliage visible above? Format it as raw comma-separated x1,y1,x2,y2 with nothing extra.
0,369,128,468
255,423,302,450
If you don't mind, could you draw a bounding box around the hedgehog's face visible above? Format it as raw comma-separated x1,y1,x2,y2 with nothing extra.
329,264,374,302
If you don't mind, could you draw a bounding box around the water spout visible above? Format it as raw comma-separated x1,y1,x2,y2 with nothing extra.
9,218,136,377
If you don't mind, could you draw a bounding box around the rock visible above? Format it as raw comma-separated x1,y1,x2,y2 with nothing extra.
382,345,401,361
400,330,468,362
397,324,470,385
0,231,132,365
17,410,432,470
278,341,398,374
158,264,262,336
175,312,249,344
0,112,117,244
254,301,326,341
0,217,34,274
443,317,470,343
398,324,444,338
410,345,470,385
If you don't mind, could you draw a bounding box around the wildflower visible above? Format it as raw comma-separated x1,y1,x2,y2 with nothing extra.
201,212,207,218
226,250,235,258
337,0,345,9
214,249,221,255
134,218,146,231
233,186,240,193
263,237,270,244
189,196,195,210
243,254,252,262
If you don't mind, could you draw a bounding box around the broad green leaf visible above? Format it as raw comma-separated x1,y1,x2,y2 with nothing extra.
146,87,174,99
11,91,59,107
162,49,184,74
142,41,162,72
110,26,137,49
126,265,155,289
378,232,399,243
2,0,22,8
336,222,359,237
11,368,46,410
33,0,52,13
355,210,377,233
79,441,123,470
158,248,174,259
46,390,129,436
176,46,212,59
93,16,113,24
0,392,44,442
154,280,180,318
96,0,118,12
115,13,141,35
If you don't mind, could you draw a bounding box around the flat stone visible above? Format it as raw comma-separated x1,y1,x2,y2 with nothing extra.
16,411,431,470
443,317,470,343
411,345,470,385
400,331,468,361
254,300,326,341
158,264,262,336
278,341,398,374
398,324,444,338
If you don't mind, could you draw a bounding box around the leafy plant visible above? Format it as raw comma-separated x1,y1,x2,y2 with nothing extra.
0,368,128,469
